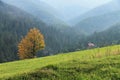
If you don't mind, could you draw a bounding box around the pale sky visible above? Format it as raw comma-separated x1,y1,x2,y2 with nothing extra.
41,0,112,9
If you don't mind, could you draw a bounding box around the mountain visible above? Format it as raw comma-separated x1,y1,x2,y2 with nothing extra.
2,0,69,28
75,11,120,34
70,0,120,25
0,1,78,63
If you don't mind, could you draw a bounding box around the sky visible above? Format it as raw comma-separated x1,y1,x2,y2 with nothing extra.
41,0,112,20
42,0,112,8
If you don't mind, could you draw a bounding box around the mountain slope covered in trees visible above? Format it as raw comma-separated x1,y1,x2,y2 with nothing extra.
0,1,78,63
1,0,120,63
75,11,120,34
71,0,120,25
77,23,120,50
86,23,120,47
69,0,120,35
3,0,69,29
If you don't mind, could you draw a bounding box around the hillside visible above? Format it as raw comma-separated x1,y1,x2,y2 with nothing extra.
0,45,120,80
2,0,69,29
75,11,120,34
86,23,120,46
70,0,120,25
76,23,120,50
0,1,78,63
70,0,120,34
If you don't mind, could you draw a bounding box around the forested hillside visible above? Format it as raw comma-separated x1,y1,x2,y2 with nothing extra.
0,1,79,63
87,23,120,47
75,11,120,34
1,0,120,80
69,0,120,35
77,23,120,50
71,0,120,25
1,0,120,63
3,0,69,29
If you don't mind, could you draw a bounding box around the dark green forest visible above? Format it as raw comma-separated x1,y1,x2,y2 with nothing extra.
1,0,120,63
0,1,79,63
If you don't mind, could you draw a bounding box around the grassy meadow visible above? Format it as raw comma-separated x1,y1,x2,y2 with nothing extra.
0,45,120,80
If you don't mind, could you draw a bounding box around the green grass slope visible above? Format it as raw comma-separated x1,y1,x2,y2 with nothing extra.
0,45,120,80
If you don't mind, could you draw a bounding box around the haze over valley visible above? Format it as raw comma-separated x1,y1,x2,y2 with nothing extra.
0,0,120,80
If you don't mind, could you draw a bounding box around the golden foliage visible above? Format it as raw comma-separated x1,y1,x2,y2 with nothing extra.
18,28,45,59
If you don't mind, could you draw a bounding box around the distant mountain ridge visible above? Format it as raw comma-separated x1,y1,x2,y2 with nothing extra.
2,0,69,28
70,0,120,25
75,11,120,34
71,0,120,35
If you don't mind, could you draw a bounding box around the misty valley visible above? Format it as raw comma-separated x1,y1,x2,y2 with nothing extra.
0,0,120,80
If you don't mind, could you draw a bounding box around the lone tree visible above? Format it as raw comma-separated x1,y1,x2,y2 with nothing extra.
18,28,45,59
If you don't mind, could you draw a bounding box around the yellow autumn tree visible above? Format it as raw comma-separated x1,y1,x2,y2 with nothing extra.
18,28,45,59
